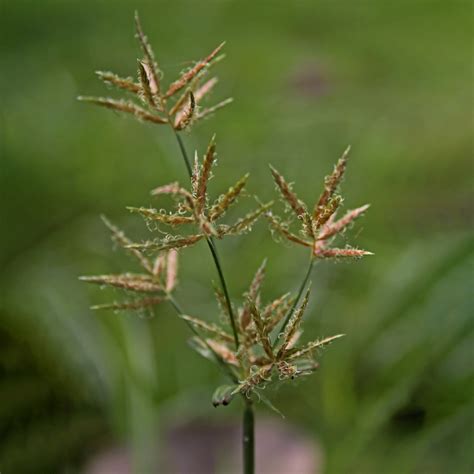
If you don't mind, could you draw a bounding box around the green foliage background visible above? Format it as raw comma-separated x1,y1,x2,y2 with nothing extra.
1,1,472,472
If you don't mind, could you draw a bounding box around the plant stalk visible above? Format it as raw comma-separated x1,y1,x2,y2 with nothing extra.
173,131,240,349
243,400,255,474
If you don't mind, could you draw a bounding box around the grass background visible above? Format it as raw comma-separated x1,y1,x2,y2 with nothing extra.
1,1,472,472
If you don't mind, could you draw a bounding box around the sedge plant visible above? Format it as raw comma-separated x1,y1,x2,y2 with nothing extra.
79,13,372,474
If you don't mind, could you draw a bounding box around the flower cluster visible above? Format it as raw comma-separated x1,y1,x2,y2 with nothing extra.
80,217,178,313
182,261,344,406
78,13,232,131
267,146,372,259
79,13,373,412
125,135,272,253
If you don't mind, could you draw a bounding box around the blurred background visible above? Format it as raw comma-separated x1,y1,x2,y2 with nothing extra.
1,1,472,472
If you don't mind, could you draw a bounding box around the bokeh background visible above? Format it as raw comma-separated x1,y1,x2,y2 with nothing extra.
1,1,472,472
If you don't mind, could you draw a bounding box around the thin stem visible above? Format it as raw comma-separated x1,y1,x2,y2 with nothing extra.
174,131,193,176
243,401,255,474
172,131,240,349
274,254,315,347
205,237,240,348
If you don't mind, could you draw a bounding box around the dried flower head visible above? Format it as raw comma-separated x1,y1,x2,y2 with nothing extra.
267,146,372,259
78,13,232,131
184,260,344,406
125,135,272,253
79,216,179,314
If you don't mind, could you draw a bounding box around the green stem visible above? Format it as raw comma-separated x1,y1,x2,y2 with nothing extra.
174,132,193,176
243,401,255,474
173,131,240,349
274,254,315,347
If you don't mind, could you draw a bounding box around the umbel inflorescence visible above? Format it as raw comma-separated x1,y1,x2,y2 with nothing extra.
79,13,372,412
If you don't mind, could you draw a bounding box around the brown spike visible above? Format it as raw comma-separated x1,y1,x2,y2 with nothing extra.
248,299,274,359
127,206,194,225
287,334,345,360
165,249,179,292
137,60,157,108
126,234,204,252
277,288,310,359
95,71,141,94
196,135,217,213
174,91,195,130
91,296,164,311
314,247,373,259
313,146,350,220
209,173,249,221
79,273,163,293
134,12,162,102
180,315,233,343
194,77,218,102
219,202,273,236
77,96,167,124
318,204,370,240
266,213,312,247
195,97,233,120
101,216,153,274
165,42,225,98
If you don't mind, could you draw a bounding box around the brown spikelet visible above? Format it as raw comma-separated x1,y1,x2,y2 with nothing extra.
91,296,164,311
169,88,191,116
248,300,274,359
194,77,218,102
264,296,295,334
314,145,350,219
138,60,157,108
95,71,141,94
240,259,267,330
219,202,273,236
165,42,225,98
277,288,310,359
174,91,195,130
206,339,239,366
101,216,153,273
266,213,312,247
314,247,373,259
287,334,345,360
312,195,343,232
77,97,167,124
209,173,249,221
79,273,163,293
269,165,308,219
127,206,194,225
126,234,204,252
134,12,161,100
318,204,370,240
232,364,273,395
195,97,233,120
165,249,179,292
262,293,291,321
180,315,234,343
196,135,217,213
152,253,166,277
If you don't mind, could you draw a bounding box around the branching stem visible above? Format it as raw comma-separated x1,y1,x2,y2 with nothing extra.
173,131,240,349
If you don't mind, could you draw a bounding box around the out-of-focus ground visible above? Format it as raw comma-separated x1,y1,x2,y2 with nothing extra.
1,1,472,473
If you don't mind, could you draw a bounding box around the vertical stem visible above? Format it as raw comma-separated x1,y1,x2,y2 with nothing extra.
172,131,240,349
243,401,255,474
174,131,193,176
